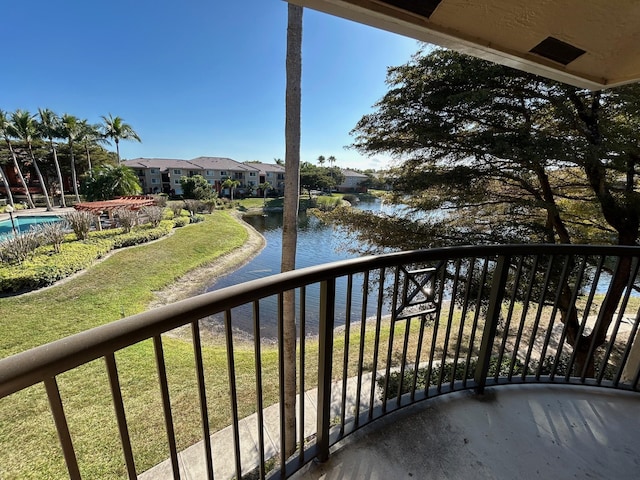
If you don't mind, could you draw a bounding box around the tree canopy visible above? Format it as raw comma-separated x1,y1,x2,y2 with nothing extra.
299,162,344,193
341,47,640,251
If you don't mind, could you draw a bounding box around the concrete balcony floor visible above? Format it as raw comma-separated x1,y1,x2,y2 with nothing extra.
293,384,640,480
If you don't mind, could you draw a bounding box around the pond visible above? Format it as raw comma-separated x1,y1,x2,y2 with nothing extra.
206,199,388,337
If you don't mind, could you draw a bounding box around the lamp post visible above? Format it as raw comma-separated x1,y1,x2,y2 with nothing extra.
5,205,18,236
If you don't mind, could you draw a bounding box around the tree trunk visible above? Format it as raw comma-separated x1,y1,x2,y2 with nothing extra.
69,139,81,203
6,140,35,208
281,2,303,459
27,143,53,211
85,143,93,175
49,139,66,207
0,166,15,207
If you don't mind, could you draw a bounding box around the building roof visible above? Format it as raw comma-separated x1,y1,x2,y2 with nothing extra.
123,158,194,171
341,169,368,178
293,0,640,90
190,156,260,172
244,162,286,175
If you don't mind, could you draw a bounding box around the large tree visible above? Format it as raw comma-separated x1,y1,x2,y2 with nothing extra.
0,110,35,208
78,119,106,175
38,108,66,207
101,114,141,164
10,110,53,211
282,2,303,459
342,48,640,374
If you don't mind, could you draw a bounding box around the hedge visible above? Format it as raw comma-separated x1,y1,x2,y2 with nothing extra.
0,220,176,293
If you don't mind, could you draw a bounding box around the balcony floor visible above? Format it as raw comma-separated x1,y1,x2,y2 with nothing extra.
293,384,640,480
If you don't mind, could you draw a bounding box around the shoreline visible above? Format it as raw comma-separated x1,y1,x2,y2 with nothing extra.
148,210,266,309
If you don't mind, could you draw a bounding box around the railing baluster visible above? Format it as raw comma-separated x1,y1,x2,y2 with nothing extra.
317,279,336,463
277,292,286,477
368,267,386,419
615,295,640,387
224,309,242,480
190,322,215,480
298,287,306,466
153,335,180,479
452,257,475,391
382,267,401,411
253,301,266,478
565,255,605,381
464,257,490,387
411,315,426,401
425,262,447,394
354,270,369,427
44,377,82,480
551,256,587,381
105,353,137,480
509,255,539,381
438,259,461,391
340,275,353,434
494,256,523,383
474,255,511,394
598,257,640,384
523,255,555,378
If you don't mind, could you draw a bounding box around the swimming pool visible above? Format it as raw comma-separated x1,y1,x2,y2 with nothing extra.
0,215,63,239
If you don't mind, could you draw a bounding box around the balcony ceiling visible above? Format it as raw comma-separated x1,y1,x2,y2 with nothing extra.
289,0,640,90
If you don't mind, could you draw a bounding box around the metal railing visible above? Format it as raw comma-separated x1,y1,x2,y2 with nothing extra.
1,244,640,479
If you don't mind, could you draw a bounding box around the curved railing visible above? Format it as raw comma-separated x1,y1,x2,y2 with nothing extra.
1,244,640,479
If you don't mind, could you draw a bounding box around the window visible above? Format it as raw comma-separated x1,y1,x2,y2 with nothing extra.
150,168,159,174
174,179,180,184
206,170,214,176
219,171,227,176
249,172,256,177
151,178,158,184
173,169,182,175
208,179,213,184
234,172,243,180
277,174,284,180
267,172,273,177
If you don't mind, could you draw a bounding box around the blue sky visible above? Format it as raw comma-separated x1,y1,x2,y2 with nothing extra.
2,1,419,170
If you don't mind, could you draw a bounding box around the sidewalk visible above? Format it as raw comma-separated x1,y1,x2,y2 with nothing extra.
138,372,378,479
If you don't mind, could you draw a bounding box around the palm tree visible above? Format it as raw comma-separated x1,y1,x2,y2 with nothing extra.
258,181,272,205
0,110,34,208
317,155,326,167
0,164,14,208
282,2,303,458
101,114,141,164
78,119,106,175
83,164,142,201
38,108,66,207
61,114,82,202
328,155,337,190
10,110,53,211
221,177,241,201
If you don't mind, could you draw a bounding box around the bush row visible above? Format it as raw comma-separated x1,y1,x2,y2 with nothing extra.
0,219,180,293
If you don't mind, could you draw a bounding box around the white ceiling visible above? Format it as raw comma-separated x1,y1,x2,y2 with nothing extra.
290,0,640,90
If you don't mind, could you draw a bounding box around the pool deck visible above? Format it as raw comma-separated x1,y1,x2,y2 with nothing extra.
0,206,75,222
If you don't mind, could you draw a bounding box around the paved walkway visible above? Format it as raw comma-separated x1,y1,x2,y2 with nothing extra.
138,373,378,480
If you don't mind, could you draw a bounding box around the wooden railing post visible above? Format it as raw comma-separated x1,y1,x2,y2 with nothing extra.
475,255,511,394
316,279,336,463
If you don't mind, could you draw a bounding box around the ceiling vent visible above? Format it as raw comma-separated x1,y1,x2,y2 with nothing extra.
529,37,586,65
379,0,443,19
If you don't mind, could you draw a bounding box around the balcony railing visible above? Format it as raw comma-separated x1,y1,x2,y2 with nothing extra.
1,244,640,479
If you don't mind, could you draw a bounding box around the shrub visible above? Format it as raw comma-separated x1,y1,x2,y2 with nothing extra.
202,198,218,213
377,356,525,400
168,201,186,217
152,194,168,207
142,206,165,227
0,240,111,292
190,214,205,224
111,221,173,248
173,216,190,227
65,211,96,240
184,199,203,215
0,230,41,264
114,208,138,233
34,221,66,253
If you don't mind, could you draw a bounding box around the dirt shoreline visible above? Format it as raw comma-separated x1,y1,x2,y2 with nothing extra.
148,211,266,309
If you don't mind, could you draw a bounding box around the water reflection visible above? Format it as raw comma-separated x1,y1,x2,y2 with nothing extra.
206,200,388,338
